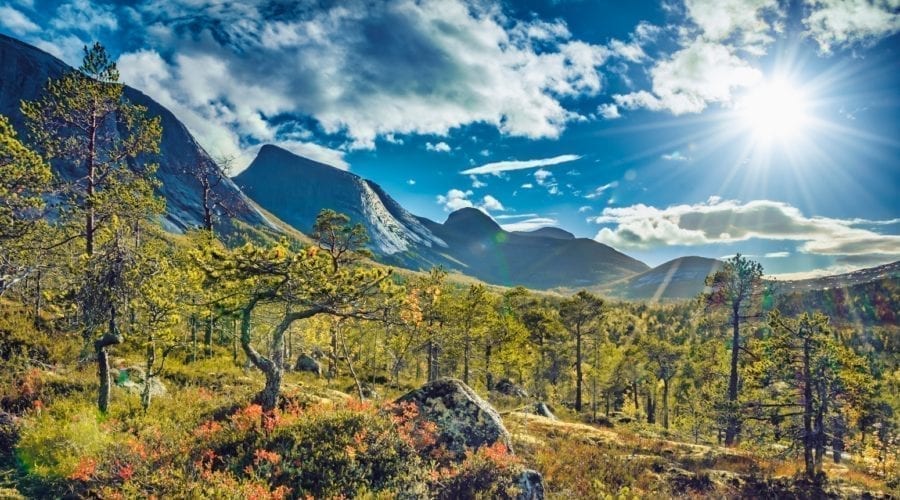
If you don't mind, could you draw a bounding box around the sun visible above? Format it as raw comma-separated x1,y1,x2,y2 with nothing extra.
736,79,811,142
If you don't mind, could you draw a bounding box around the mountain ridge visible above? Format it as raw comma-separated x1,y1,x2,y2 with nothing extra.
234,144,650,289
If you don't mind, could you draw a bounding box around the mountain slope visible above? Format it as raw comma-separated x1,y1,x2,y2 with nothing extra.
0,34,271,232
234,146,649,289
605,256,723,300
233,144,448,261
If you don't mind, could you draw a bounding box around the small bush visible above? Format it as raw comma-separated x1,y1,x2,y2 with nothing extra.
16,400,113,480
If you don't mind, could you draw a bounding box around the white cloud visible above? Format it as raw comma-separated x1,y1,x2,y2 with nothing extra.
116,0,611,153
764,251,790,258
407,179,416,185
426,141,451,153
460,154,582,175
609,39,648,62
584,181,619,199
470,175,487,188
613,40,763,115
501,217,558,232
591,197,900,256
803,0,900,53
533,168,554,185
684,0,781,49
495,213,538,219
436,189,505,212
597,103,621,120
481,194,505,211
437,188,475,212
51,0,118,34
578,205,593,213
521,183,534,189
270,140,349,170
118,49,346,171
661,150,690,161
0,5,39,35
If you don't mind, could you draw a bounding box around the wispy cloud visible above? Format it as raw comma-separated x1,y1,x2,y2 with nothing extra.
501,217,558,232
584,181,619,199
460,154,582,175
661,150,690,161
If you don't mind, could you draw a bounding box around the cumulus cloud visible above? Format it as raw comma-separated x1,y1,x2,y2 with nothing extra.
117,49,348,170
460,154,582,175
613,40,762,115
426,141,451,153
597,103,621,120
803,0,900,53
113,0,610,162
51,0,118,35
500,217,558,232
0,5,39,35
533,168,554,185
591,197,900,256
684,0,781,49
436,189,505,212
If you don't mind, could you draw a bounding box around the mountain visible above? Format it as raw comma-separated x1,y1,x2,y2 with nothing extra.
234,145,649,289
514,227,575,240
605,256,723,300
0,34,271,232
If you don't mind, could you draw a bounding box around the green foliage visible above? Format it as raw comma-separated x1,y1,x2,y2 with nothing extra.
196,401,427,498
16,400,113,479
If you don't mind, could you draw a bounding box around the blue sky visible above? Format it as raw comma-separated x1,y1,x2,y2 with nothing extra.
2,0,898,276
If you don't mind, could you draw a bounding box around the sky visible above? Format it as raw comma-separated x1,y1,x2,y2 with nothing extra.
2,0,899,277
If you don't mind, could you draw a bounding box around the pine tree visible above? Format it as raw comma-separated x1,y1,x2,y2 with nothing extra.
560,290,604,412
0,114,52,295
21,43,164,413
702,253,765,445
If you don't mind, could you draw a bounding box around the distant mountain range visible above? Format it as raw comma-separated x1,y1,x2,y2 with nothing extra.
234,145,648,289
2,33,895,296
0,34,271,232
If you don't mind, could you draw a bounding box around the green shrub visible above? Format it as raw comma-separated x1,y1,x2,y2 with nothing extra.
16,400,113,480
196,400,429,498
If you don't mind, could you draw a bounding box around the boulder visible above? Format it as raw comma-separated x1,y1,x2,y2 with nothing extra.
294,353,322,377
394,378,512,459
531,402,557,420
495,378,528,398
113,365,166,397
516,469,545,500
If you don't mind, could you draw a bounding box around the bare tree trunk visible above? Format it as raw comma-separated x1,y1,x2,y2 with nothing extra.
463,331,470,385
95,317,123,413
141,339,156,412
485,344,493,391
663,378,670,429
575,326,583,412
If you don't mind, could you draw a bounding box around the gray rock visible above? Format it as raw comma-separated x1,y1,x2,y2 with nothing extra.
495,378,529,398
394,377,512,459
295,353,323,377
531,402,556,420
516,469,545,500
115,366,167,398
